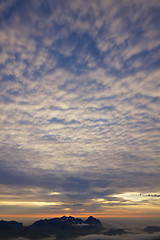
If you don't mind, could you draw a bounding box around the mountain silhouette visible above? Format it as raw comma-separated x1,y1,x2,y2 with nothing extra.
83,215,102,226
0,216,103,239
31,215,102,229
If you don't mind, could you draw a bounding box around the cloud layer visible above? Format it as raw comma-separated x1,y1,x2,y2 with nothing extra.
0,0,160,217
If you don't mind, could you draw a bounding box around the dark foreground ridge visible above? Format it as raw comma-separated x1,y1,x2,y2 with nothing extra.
4,216,160,240
0,216,103,239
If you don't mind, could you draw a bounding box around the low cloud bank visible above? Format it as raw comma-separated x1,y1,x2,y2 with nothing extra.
76,232,160,240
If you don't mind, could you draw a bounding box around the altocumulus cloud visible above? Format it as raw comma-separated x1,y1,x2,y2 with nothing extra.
0,0,160,216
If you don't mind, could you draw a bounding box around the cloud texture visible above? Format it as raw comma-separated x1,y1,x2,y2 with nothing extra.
0,0,160,217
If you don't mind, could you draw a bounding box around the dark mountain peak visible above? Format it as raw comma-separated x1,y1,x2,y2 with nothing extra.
60,215,67,221
84,216,102,226
0,220,24,239
66,216,83,224
0,220,23,228
87,216,95,220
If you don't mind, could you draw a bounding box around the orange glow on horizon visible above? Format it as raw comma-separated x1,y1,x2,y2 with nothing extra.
1,213,160,219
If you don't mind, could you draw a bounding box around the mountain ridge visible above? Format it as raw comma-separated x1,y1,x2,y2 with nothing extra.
0,216,103,239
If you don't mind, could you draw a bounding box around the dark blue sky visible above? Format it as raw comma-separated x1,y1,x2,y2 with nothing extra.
0,0,160,219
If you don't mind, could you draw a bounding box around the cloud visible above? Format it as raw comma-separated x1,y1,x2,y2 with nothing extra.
0,0,160,216
0,156,160,216
76,232,160,240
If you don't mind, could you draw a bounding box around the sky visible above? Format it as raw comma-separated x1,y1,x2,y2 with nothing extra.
0,0,160,222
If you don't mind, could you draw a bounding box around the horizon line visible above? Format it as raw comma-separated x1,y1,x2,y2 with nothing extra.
1,214,160,219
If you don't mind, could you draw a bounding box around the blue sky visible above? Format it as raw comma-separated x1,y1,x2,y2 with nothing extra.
0,0,160,219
